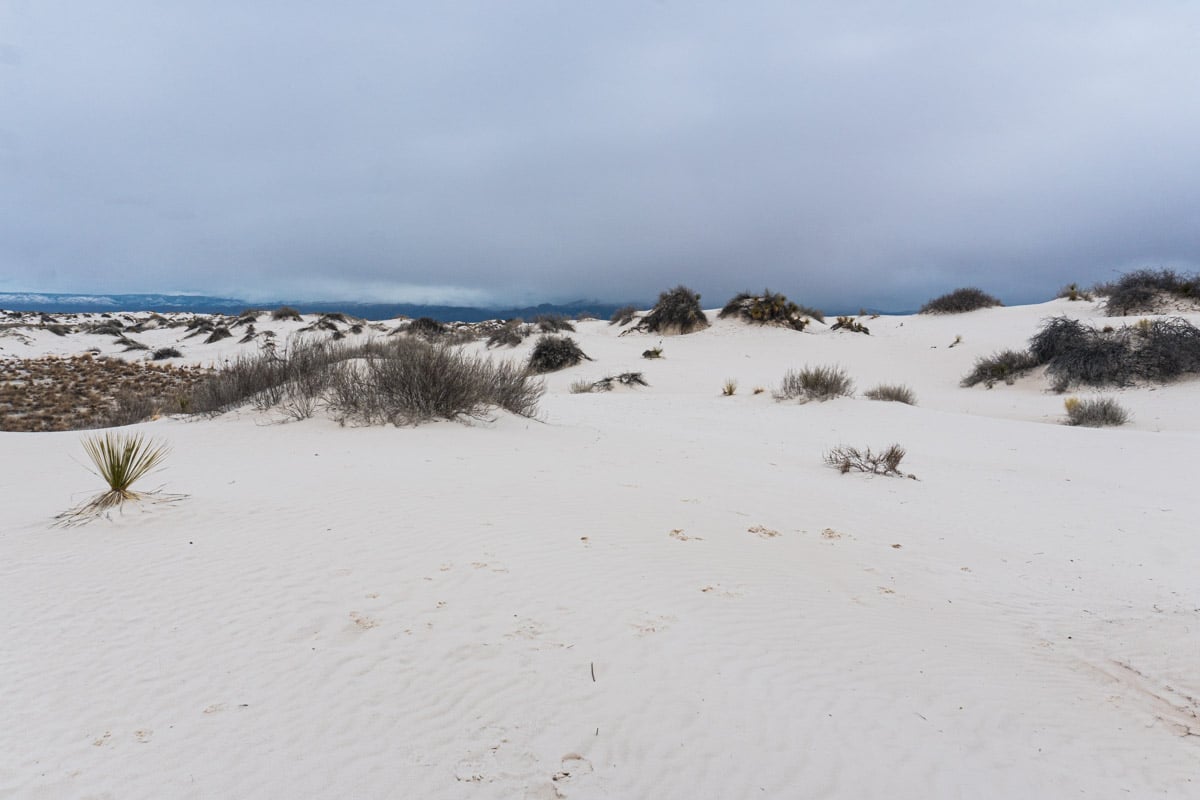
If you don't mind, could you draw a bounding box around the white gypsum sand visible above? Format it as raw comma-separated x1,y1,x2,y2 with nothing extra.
1,300,1197,799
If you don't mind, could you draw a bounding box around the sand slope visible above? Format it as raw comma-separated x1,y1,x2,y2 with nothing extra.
2,300,1197,799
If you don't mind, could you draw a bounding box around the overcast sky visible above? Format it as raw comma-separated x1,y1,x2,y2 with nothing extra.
2,2,1198,309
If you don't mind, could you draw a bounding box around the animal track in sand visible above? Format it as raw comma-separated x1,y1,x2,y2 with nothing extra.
748,524,779,538
669,528,702,541
349,611,379,630
134,729,153,743
92,731,112,747
631,615,675,636
821,528,843,540
701,584,744,598
553,752,594,783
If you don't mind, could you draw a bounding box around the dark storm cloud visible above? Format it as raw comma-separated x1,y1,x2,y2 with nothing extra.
2,1,1199,309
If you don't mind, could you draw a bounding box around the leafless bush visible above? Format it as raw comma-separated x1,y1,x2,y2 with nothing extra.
920,287,1002,314
960,350,1040,388
1063,396,1129,427
609,305,639,326
824,444,910,477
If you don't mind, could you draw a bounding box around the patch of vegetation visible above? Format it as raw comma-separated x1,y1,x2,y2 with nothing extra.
573,372,649,393
1063,396,1129,427
775,365,855,402
57,432,172,524
635,286,709,335
830,316,869,334
863,384,916,405
722,378,737,396
960,350,1041,388
271,306,303,321
642,346,663,359
527,335,592,374
486,320,526,349
718,290,815,330
1057,283,1093,302
609,305,639,327
534,314,575,333
824,444,911,477
1095,268,1199,316
919,287,1002,314
402,317,448,338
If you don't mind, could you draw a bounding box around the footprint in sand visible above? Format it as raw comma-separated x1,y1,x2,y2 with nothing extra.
631,615,675,636
669,529,702,541
553,752,594,784
349,611,379,630
91,731,112,747
134,729,153,743
748,525,780,538
821,528,843,540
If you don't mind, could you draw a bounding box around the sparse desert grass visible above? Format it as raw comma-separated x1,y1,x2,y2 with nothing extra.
920,287,1002,314
271,305,303,321
1057,283,1093,302
572,372,648,393
824,444,910,477
960,350,1041,388
718,290,815,330
864,384,916,404
1063,396,1129,427
722,378,737,396
534,314,576,333
527,335,591,374
634,286,709,335
775,365,854,402
1095,268,1199,316
486,320,527,348
401,317,448,338
0,355,210,431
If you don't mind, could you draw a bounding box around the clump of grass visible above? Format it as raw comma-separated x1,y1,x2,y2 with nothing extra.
61,432,172,520
864,384,916,405
1063,396,1129,427
534,314,576,333
1095,268,1199,316
775,365,854,402
919,287,1002,314
569,379,594,394
403,317,448,338
271,306,303,321
609,305,639,326
152,347,182,360
527,335,592,374
722,378,738,396
1057,283,1093,302
960,350,1040,388
635,286,709,335
824,444,910,477
718,290,815,330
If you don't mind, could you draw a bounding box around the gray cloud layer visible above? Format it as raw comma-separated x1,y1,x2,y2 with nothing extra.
2,2,1198,309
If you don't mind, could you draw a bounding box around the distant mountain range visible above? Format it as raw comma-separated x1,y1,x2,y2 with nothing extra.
0,292,640,323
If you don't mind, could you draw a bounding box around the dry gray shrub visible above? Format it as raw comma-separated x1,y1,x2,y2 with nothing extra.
863,384,916,404
775,365,854,402
919,287,1002,314
824,444,910,477
1063,396,1129,427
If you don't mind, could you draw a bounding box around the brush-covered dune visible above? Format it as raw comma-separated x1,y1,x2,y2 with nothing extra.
1,299,1197,799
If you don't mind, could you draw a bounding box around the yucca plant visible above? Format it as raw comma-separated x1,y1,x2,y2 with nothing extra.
81,432,171,510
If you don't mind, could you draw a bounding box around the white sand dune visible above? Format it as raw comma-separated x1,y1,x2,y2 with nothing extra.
2,300,1198,799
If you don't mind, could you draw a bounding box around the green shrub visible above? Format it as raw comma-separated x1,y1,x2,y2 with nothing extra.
718,290,815,330
80,432,170,509
920,288,1002,314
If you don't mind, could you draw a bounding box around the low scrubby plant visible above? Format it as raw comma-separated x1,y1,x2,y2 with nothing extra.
527,335,592,374
775,365,854,402
573,372,649,393
824,444,910,477
403,317,448,338
722,378,737,396
830,316,869,334
642,346,663,359
636,286,709,335
960,350,1040,388
609,305,639,326
1057,283,1093,302
1063,396,1129,427
486,320,526,349
864,384,916,405
920,287,1002,314
1095,268,1199,316
534,314,575,333
152,347,182,361
271,306,303,321
718,290,815,330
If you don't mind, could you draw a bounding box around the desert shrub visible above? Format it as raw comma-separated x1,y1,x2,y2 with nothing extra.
204,326,232,344
534,314,575,333
116,334,149,351
152,347,182,360
574,372,648,393
830,316,869,334
824,444,909,477
775,365,854,402
271,306,303,321
960,349,1040,388
569,379,594,394
642,346,663,359
527,335,591,374
1057,283,1093,302
326,338,541,424
1028,316,1088,363
189,340,336,414
87,320,125,336
718,290,813,330
1095,268,1199,316
100,390,159,427
864,384,916,405
1131,316,1200,382
1063,396,1129,427
486,320,526,349
722,378,737,396
609,305,639,326
1040,329,1134,390
403,317,448,338
919,287,1002,314
636,286,709,335
75,432,170,513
